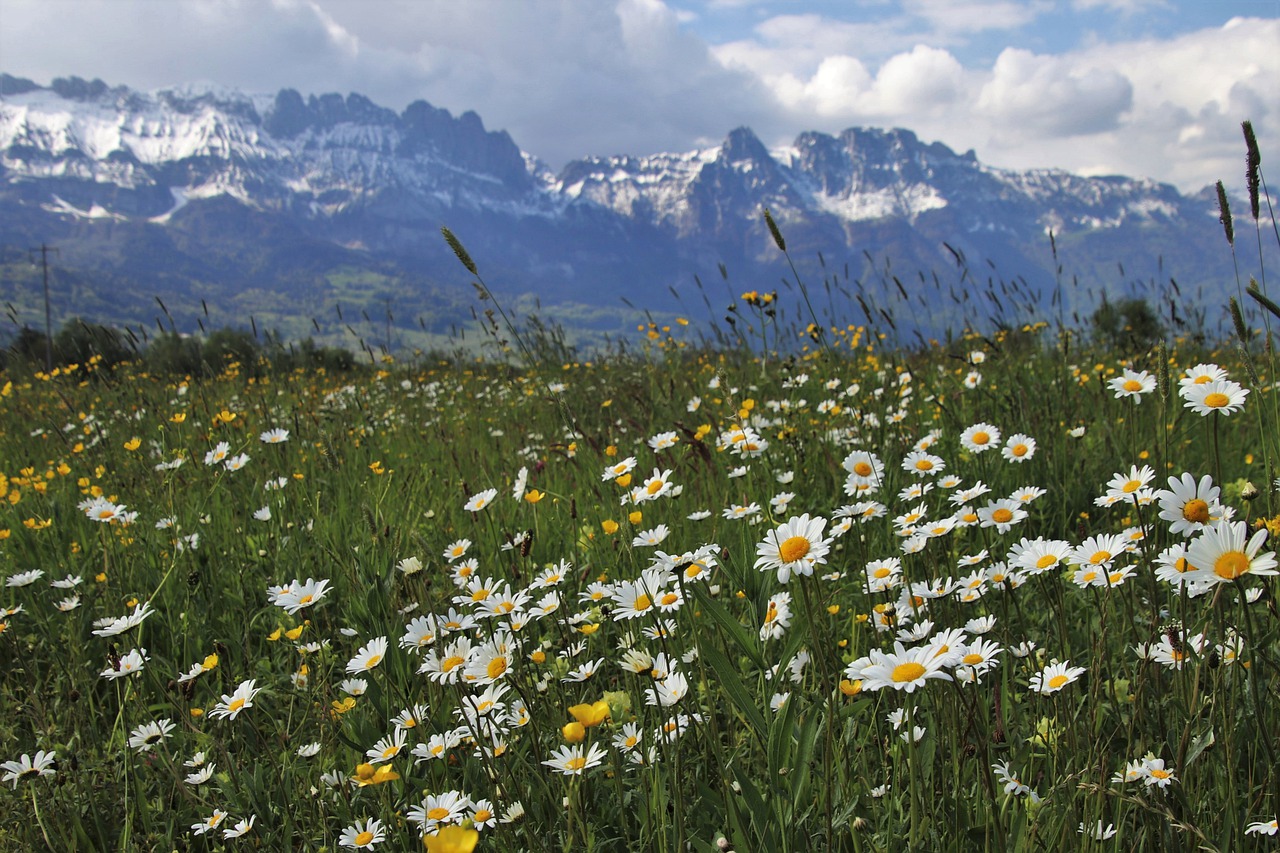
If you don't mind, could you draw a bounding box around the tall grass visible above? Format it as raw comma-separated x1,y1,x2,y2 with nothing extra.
0,135,1275,852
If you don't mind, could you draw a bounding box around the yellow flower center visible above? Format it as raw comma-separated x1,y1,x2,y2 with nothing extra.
991,508,1014,524
381,746,398,758
1081,571,1098,584
1214,550,1251,580
779,535,811,563
915,459,934,471
1089,550,1112,565
1182,499,1210,523
633,594,653,611
487,657,508,679
1036,554,1058,569
428,807,449,820
891,662,926,683
566,756,587,771
972,431,990,445
441,655,464,672
1149,767,1171,779
1122,479,1141,493
874,567,892,579
470,589,489,602
853,461,873,476
646,479,664,495
661,593,679,606
1203,392,1230,408
298,594,313,605
1011,444,1027,457
364,654,382,669
962,653,983,665
1047,674,1069,689
228,698,245,713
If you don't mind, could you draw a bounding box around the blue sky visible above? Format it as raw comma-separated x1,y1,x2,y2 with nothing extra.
1,0,1276,191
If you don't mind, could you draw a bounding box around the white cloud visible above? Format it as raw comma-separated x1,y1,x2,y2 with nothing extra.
0,0,1273,191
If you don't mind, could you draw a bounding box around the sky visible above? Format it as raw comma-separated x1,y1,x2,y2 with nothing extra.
1,0,1276,193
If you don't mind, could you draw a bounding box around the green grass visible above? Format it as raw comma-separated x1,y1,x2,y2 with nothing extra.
0,309,1275,851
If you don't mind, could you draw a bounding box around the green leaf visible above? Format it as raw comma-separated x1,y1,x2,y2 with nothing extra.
698,637,768,744
690,585,768,670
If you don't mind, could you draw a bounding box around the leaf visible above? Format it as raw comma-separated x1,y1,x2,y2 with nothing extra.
698,637,768,745
1185,728,1215,767
690,585,767,670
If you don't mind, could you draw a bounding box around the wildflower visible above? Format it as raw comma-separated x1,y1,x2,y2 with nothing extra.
632,525,670,547
1141,756,1178,788
2,750,56,787
1156,473,1223,537
1245,818,1278,837
992,760,1031,796
101,648,148,680
346,636,389,674
648,430,679,451
6,569,43,588
1078,821,1118,840
464,488,498,512
423,826,481,853
1069,533,1129,569
366,730,407,764
408,790,472,830
192,811,229,836
210,679,261,720
92,601,155,636
960,423,1002,453
1183,520,1278,586
851,641,953,693
902,451,945,477
977,499,1026,534
223,815,257,839
185,763,215,785
1182,378,1249,416
204,442,231,465
1029,660,1085,694
1109,369,1155,400
272,577,331,614
753,514,831,584
1104,465,1155,502
542,743,608,775
129,718,175,753
645,672,690,706
340,817,385,849
760,592,793,640
260,428,289,444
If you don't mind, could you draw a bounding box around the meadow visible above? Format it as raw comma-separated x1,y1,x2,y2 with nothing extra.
0,142,1278,852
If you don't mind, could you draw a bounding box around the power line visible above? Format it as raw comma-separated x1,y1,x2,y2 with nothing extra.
28,243,59,373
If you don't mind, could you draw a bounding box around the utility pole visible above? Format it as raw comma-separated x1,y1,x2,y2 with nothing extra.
29,244,59,373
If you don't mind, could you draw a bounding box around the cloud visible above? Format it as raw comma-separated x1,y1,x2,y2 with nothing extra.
0,0,1274,191
975,48,1133,137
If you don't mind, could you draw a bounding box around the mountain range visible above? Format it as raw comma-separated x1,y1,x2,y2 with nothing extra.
0,73,1264,351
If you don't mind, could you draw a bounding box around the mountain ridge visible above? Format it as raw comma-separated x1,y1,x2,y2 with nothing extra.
0,73,1262,348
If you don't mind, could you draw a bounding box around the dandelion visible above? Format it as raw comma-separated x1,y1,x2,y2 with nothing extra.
753,514,831,584
2,750,56,787
1029,660,1085,694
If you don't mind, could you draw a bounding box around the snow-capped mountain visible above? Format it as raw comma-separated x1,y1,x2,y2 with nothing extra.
0,74,1258,343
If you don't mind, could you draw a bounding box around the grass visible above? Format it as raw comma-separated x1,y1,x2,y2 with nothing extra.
0,151,1276,852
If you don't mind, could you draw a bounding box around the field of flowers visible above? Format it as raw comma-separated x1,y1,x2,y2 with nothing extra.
0,301,1277,851
1,142,1277,849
